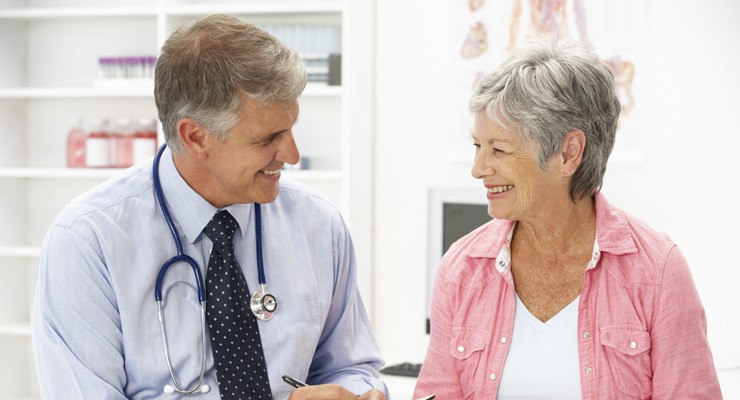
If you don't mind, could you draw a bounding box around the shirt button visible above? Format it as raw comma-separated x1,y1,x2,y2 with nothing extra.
457,345,465,353
582,331,590,339
630,341,637,349
498,260,506,267
585,367,593,374
500,336,507,343
489,373,496,380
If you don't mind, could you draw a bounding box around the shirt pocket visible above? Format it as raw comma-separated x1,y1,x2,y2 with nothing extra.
600,325,652,399
450,327,490,399
261,302,323,357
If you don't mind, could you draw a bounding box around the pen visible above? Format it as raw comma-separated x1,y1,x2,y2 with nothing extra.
282,375,308,388
283,375,433,400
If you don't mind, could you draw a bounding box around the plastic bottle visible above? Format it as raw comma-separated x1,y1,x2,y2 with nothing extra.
110,117,133,168
66,119,87,168
132,117,158,165
86,118,111,168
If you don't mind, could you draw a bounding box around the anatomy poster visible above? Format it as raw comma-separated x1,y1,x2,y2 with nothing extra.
449,0,648,163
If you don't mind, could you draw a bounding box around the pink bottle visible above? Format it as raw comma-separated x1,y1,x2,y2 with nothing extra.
85,118,111,168
111,117,133,168
66,119,86,168
132,117,158,165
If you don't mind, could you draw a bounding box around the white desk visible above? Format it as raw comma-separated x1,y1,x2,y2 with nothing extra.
382,374,417,400
381,367,740,399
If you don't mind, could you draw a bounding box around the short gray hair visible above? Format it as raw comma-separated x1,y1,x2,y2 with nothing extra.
469,36,621,201
154,14,307,151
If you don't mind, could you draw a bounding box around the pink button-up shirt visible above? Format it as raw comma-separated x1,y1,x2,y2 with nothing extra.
414,193,722,399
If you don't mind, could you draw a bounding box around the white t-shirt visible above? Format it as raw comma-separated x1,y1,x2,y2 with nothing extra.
496,295,582,399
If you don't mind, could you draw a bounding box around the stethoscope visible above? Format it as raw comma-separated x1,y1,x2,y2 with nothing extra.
152,144,278,395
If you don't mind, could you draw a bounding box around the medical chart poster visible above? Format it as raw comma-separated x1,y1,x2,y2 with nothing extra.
448,0,648,164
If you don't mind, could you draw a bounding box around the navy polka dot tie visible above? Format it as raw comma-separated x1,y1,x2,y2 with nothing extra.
204,210,273,399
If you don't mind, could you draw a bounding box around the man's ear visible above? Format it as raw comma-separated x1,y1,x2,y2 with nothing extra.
177,117,209,159
560,129,586,177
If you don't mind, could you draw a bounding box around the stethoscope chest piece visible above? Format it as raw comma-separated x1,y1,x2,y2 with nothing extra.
250,287,277,321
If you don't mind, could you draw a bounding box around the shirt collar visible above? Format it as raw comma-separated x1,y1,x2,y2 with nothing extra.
464,192,635,273
593,192,637,256
158,146,252,244
494,224,602,273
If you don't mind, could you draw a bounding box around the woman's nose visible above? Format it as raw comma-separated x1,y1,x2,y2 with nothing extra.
471,151,494,179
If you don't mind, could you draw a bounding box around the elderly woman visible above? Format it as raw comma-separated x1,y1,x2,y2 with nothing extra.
414,37,722,399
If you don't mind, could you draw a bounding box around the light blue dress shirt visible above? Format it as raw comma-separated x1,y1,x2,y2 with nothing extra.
31,148,387,400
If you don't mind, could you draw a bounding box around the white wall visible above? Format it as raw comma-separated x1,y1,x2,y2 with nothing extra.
372,0,740,394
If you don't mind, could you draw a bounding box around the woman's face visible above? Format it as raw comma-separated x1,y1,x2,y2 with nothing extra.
470,112,563,221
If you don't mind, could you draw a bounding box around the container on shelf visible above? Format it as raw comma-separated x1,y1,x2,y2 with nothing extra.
94,56,157,90
110,117,133,168
132,117,157,165
66,119,87,168
85,119,111,168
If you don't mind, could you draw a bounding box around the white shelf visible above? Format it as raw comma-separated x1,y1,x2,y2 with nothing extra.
0,167,341,180
0,84,341,99
0,168,121,179
0,2,342,20
0,324,32,337
165,1,343,16
282,169,342,180
0,87,153,99
0,6,157,20
304,83,344,96
0,246,41,258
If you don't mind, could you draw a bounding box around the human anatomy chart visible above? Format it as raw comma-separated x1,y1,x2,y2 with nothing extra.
450,0,647,163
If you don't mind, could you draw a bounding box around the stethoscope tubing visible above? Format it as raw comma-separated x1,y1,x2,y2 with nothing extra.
153,145,268,300
153,144,209,395
153,144,206,302
254,200,266,285
151,143,276,396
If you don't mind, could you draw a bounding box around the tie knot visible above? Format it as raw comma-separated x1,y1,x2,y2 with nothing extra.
204,210,239,245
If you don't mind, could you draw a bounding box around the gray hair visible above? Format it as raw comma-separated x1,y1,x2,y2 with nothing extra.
469,36,621,202
154,14,307,151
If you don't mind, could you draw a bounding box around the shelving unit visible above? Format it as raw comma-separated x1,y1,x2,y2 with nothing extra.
0,1,374,398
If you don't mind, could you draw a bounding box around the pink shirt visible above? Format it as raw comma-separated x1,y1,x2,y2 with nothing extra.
414,193,722,399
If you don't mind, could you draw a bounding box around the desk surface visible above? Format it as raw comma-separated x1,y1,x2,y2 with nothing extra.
382,368,740,399
382,374,417,400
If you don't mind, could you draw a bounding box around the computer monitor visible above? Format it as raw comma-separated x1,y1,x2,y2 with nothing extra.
426,187,491,333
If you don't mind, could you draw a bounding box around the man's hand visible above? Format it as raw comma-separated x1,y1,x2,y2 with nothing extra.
287,384,386,400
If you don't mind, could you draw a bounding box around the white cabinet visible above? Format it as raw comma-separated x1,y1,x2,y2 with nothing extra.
0,1,373,398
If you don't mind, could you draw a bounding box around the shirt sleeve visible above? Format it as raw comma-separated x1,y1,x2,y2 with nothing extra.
31,224,129,400
304,214,389,396
649,245,723,399
414,253,466,399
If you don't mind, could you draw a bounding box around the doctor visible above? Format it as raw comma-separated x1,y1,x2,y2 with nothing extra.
31,14,387,400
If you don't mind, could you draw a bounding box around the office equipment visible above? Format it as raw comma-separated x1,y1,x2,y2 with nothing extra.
380,362,423,377
426,187,490,333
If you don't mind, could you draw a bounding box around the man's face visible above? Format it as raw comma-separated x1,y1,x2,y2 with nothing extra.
198,97,300,207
